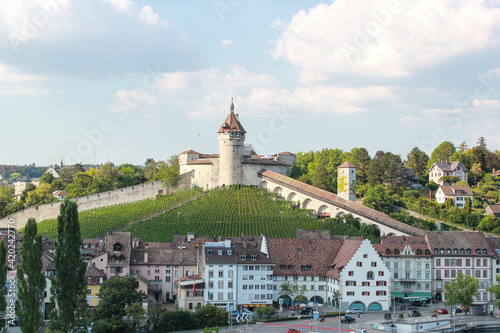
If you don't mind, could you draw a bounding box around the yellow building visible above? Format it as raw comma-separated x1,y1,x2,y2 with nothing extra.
86,264,106,307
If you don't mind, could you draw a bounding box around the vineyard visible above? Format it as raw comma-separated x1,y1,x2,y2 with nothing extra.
35,188,203,239
35,185,379,242
126,186,378,242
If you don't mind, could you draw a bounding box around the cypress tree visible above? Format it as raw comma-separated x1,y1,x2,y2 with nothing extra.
16,218,45,333
50,200,88,332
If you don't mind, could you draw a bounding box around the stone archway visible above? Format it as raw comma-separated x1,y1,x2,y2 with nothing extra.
287,192,298,202
259,181,268,188
273,186,283,195
336,212,344,218
302,198,312,209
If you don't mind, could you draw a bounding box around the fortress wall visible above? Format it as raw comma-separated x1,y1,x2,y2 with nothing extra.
0,174,193,231
241,164,291,186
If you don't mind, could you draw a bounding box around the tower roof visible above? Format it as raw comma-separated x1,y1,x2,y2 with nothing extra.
337,160,357,168
217,99,246,134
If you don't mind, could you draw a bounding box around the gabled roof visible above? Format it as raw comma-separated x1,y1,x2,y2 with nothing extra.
429,161,469,172
85,264,106,278
373,235,430,257
217,100,246,134
326,239,363,279
276,151,296,156
180,150,200,155
267,238,344,276
425,231,494,255
338,161,357,168
438,185,473,196
485,205,500,215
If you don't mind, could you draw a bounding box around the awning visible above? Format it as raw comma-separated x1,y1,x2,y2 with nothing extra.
412,292,432,298
391,292,404,298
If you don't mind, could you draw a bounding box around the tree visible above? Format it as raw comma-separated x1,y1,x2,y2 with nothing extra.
155,156,181,187
125,301,146,332
120,166,138,187
19,183,36,203
0,194,8,219
50,200,88,332
65,173,94,198
0,241,7,332
95,275,145,322
464,197,472,215
278,280,296,303
39,172,55,185
444,272,478,315
312,159,330,191
406,147,429,179
440,176,460,186
16,218,45,333
445,198,453,209
331,289,341,310
363,185,393,214
478,215,500,232
144,158,158,180
10,173,22,181
350,147,371,184
488,275,500,312
428,141,456,168
254,306,275,319
193,303,228,329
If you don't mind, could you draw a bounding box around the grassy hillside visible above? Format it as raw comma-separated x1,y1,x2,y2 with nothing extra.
36,185,379,242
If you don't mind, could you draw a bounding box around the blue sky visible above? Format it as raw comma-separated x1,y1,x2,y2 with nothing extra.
1,0,500,166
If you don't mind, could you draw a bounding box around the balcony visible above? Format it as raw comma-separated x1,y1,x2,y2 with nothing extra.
394,278,416,283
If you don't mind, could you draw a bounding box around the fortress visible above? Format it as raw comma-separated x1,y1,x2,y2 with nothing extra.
179,99,296,190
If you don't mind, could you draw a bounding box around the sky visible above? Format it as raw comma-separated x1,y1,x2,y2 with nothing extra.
1,0,500,166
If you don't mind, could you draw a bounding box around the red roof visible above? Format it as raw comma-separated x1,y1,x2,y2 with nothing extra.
217,102,246,134
337,161,357,168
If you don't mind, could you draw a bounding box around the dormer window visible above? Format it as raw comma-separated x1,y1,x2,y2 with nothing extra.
113,243,122,252
251,255,257,261
207,250,212,255
218,250,223,255
240,255,247,261
227,250,232,255
88,277,92,284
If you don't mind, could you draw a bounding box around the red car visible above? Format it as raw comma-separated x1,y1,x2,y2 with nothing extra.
287,329,303,333
438,308,448,314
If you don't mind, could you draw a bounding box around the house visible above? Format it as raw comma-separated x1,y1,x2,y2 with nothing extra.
175,274,205,311
130,240,199,303
41,252,55,319
425,231,494,302
484,205,500,217
326,239,391,311
105,231,132,278
13,180,39,199
52,190,68,201
428,161,468,185
435,185,474,208
403,168,422,189
374,236,432,304
85,264,106,307
486,236,500,279
268,236,342,308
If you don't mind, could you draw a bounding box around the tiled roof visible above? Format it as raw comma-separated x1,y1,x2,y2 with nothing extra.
425,231,494,255
85,264,106,278
105,232,131,262
486,237,500,257
217,110,246,134
243,159,289,166
338,161,357,168
297,230,331,240
430,161,469,172
485,205,500,215
131,247,197,266
180,150,200,155
277,151,296,156
326,239,363,279
439,185,473,196
259,169,425,236
374,235,430,257
267,238,344,276
187,159,213,165
234,242,274,265
41,251,55,273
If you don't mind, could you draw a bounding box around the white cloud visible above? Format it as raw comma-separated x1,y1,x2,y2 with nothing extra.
0,63,50,95
0,0,205,77
274,0,500,83
219,39,232,46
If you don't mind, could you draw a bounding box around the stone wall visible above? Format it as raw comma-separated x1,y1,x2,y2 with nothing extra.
0,174,192,231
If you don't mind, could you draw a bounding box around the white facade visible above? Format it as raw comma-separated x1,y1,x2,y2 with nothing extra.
339,240,391,311
237,263,274,308
428,161,468,185
435,186,473,208
204,241,237,311
273,275,328,305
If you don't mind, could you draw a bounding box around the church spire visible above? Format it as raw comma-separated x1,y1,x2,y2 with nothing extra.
230,97,234,114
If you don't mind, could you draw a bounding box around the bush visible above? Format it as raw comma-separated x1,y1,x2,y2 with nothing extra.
254,306,277,319
403,190,420,200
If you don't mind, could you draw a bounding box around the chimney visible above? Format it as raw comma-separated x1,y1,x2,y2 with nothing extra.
243,241,247,249
179,252,183,263
144,252,148,264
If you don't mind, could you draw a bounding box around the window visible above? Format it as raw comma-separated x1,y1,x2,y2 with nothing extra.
301,266,311,271
444,270,449,278
240,255,247,261
227,250,232,255
218,292,223,300
436,259,441,266
88,277,92,284
209,271,214,278
228,270,234,278
376,280,387,286
466,259,471,266
475,270,481,278
356,262,362,267
208,292,214,300
346,281,356,286
483,270,488,278
362,291,370,296
394,282,399,289
483,259,488,266
477,259,481,267
436,270,441,279
218,250,222,255
174,270,178,277
394,262,399,269
87,288,92,295
367,271,374,280
405,262,410,269
376,291,387,296
251,255,257,261
425,273,430,280
378,271,384,276
207,250,212,255
425,263,430,269
166,276,170,282
228,281,234,288
228,292,233,300
346,291,355,296
362,282,370,286
417,263,422,269
310,285,315,291
385,262,390,269
451,270,456,278
348,271,354,276
425,283,430,290
218,281,223,288
147,270,151,276
417,272,421,280
218,271,224,278
371,262,377,267
394,272,399,279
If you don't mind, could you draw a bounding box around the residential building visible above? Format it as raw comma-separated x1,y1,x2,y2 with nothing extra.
176,274,205,311
130,241,199,303
435,185,474,208
85,264,106,307
374,236,432,302
428,161,468,185
485,205,500,217
52,190,68,201
425,231,494,302
486,236,500,279
203,240,237,311
327,239,391,311
268,237,342,308
235,240,274,310
105,231,132,278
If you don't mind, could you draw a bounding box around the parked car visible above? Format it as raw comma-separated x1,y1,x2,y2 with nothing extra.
408,310,421,317
299,308,312,315
438,309,448,314
286,329,303,333
349,330,367,333
346,308,363,314
453,307,463,313
341,316,356,323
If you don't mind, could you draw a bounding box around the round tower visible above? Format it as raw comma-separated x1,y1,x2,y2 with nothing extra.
337,160,357,201
218,99,246,186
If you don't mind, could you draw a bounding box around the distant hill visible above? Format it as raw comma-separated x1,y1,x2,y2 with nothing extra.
35,185,380,242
